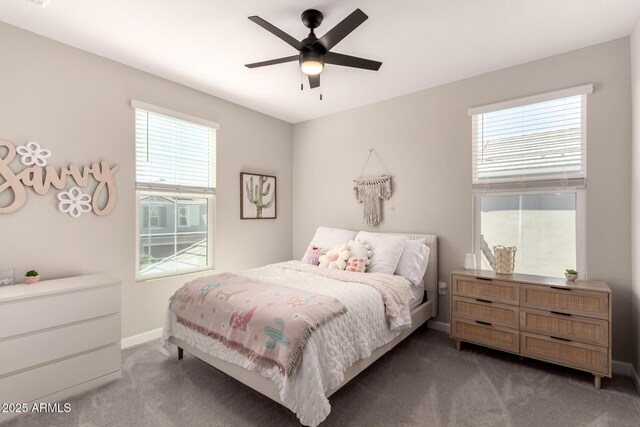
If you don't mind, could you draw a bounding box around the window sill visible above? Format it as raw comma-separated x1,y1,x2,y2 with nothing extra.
135,266,215,283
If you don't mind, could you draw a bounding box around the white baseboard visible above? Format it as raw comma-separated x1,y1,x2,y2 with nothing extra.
612,360,633,376
615,361,640,395
631,365,640,395
121,328,163,349
427,320,450,333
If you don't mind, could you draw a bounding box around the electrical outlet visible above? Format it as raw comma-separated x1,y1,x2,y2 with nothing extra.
438,281,447,295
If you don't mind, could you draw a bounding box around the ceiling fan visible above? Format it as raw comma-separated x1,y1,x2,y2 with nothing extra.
245,8,382,90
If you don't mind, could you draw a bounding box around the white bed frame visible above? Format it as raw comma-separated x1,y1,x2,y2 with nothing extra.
169,233,438,406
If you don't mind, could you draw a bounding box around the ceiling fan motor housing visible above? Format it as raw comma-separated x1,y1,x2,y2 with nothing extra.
301,9,324,30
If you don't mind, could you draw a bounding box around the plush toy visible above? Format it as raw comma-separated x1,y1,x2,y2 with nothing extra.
301,245,326,266
347,240,373,266
345,257,367,273
318,244,350,270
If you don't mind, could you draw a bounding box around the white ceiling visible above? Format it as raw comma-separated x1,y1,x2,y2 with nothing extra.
2,0,640,123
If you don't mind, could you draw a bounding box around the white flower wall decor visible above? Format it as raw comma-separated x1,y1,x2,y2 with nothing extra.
57,187,93,218
16,141,52,167
0,139,119,216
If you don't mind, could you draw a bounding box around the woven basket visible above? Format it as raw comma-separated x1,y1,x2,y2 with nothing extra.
493,245,517,274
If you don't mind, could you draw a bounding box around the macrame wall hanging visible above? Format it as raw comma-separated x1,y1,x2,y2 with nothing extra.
353,148,393,227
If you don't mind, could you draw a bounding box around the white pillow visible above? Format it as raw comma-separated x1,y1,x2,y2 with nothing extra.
395,240,430,286
310,226,358,249
356,231,408,275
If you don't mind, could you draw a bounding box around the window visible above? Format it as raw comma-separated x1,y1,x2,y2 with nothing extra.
134,100,218,279
470,85,591,278
148,206,163,227
178,206,189,227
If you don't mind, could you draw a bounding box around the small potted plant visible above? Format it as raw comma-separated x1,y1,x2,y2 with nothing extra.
24,270,40,285
565,268,578,281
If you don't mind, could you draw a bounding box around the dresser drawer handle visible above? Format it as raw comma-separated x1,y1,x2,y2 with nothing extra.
550,287,572,291
476,277,493,281
550,311,572,317
475,298,492,304
475,320,492,326
550,335,572,342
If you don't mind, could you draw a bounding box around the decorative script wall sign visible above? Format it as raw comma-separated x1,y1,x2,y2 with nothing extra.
0,140,119,217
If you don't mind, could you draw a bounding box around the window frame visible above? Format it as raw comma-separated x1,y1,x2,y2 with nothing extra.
132,100,218,281
469,85,591,279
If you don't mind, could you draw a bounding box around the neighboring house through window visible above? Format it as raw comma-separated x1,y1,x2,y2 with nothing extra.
134,100,218,279
470,85,591,278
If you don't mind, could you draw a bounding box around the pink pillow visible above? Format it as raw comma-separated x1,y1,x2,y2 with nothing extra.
302,245,326,266
345,257,367,273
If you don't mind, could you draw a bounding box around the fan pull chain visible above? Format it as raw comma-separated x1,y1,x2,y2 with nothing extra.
300,70,303,91
320,92,323,101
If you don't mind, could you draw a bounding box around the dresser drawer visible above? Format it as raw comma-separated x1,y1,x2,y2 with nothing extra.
0,314,121,376
520,285,608,319
0,285,120,339
451,318,519,353
520,308,608,347
521,332,609,375
0,344,121,404
452,296,519,329
452,276,519,305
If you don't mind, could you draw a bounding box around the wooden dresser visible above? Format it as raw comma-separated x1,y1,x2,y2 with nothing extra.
450,269,611,388
0,274,121,422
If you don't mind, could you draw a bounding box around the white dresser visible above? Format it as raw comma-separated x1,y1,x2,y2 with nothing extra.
0,274,121,422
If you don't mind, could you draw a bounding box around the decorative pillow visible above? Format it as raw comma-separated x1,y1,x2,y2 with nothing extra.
347,239,373,266
318,244,350,270
345,257,367,273
356,231,408,275
395,240,430,286
310,226,358,250
301,245,326,266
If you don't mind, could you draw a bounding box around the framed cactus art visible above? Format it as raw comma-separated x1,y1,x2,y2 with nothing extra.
240,172,277,219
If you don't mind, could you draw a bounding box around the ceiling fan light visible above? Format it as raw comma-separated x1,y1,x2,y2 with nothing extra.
300,60,323,75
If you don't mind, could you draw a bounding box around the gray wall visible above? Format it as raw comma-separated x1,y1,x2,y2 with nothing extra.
293,38,633,362
0,22,293,339
631,20,640,373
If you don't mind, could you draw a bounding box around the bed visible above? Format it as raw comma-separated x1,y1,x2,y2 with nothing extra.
162,233,438,425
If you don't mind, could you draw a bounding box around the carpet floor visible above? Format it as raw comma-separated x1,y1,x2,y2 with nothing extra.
5,328,640,426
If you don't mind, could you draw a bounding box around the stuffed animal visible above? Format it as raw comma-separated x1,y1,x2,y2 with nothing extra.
347,240,373,266
301,245,326,266
318,243,350,270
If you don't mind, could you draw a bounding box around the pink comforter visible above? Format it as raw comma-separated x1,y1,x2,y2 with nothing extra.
170,272,347,376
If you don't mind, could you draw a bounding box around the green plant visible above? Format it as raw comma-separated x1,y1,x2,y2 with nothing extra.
139,252,157,265
565,268,578,275
25,270,39,277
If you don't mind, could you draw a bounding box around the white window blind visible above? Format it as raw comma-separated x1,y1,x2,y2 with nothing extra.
135,108,216,193
471,85,591,190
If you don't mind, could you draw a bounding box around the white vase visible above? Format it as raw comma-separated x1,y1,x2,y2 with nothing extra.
464,253,477,270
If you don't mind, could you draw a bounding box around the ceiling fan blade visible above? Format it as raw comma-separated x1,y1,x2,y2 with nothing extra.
245,55,298,68
308,74,320,89
314,9,368,51
325,52,382,71
248,16,303,51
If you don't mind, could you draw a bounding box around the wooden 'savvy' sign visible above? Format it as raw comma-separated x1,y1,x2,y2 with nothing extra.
0,140,118,217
